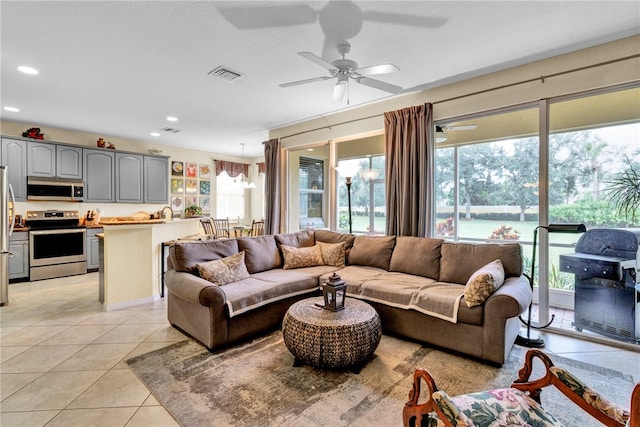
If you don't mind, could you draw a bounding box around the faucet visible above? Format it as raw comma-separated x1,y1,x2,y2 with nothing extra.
161,206,174,220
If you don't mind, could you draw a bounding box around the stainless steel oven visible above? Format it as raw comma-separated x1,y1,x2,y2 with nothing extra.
26,210,87,281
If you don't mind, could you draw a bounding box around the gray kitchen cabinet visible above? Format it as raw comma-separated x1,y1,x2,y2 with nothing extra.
27,142,56,176
144,156,168,203
115,153,143,203
0,138,27,201
56,145,83,179
86,228,102,271
9,231,29,280
84,149,115,202
28,142,83,179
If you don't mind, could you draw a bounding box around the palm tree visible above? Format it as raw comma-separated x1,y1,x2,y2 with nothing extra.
583,138,608,201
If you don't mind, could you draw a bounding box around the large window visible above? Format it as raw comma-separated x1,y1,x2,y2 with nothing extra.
216,171,245,220
435,84,640,324
337,156,386,234
299,156,325,228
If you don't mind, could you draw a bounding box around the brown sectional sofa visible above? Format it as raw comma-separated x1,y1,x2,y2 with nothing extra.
165,229,531,365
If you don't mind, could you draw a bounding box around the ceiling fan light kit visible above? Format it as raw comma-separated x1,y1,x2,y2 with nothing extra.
280,41,402,102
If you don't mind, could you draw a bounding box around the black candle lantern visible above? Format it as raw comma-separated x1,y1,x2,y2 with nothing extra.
321,272,347,311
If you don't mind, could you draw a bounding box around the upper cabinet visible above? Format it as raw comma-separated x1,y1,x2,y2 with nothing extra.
0,138,28,201
144,156,168,203
84,149,115,202
28,142,83,179
115,153,143,203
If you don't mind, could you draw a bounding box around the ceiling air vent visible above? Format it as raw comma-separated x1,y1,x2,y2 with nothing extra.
161,127,182,133
208,66,243,82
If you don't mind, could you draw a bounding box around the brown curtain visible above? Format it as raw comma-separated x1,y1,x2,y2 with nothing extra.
257,162,266,174
263,138,280,234
384,103,434,237
214,160,248,178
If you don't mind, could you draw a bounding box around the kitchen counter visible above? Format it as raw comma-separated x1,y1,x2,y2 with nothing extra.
100,218,199,310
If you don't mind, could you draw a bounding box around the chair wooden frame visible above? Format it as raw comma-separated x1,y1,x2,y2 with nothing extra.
403,349,638,427
248,219,265,236
211,218,230,238
200,218,215,236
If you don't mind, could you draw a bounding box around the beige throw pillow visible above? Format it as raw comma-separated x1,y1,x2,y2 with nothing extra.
281,244,324,269
463,259,505,307
196,252,250,286
317,241,346,267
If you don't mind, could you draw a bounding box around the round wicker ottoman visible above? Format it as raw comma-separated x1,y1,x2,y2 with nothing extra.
282,297,381,370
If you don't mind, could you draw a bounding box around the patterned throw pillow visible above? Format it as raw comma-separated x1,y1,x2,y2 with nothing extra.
281,244,324,270
463,259,505,307
196,251,250,286
317,241,346,267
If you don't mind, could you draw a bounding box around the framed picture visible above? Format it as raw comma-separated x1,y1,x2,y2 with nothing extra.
199,196,210,212
171,161,184,176
171,196,184,212
199,180,210,195
170,178,184,194
185,179,198,194
186,162,198,178
185,196,197,207
199,164,211,179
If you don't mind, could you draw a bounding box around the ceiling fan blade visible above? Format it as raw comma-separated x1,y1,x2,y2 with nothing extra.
356,76,402,94
279,76,333,88
216,3,317,29
332,81,347,103
356,63,400,76
363,11,447,28
446,124,478,131
298,52,337,71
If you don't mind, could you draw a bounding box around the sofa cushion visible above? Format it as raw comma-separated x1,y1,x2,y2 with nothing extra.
219,276,317,317
348,236,396,270
314,230,355,262
319,265,386,296
439,242,522,284
464,259,505,308
275,229,315,248
281,244,324,269
389,236,443,279
237,235,282,274
196,252,250,286
170,239,239,274
317,241,346,267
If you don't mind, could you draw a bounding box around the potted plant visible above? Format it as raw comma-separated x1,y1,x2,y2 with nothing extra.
184,205,203,218
603,156,640,224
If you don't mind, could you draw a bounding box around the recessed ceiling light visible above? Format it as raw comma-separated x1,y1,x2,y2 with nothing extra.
18,66,38,75
4,106,20,112
150,132,160,137
307,148,314,151
166,116,178,122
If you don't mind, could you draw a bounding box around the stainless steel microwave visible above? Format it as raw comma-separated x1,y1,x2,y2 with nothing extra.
27,176,84,201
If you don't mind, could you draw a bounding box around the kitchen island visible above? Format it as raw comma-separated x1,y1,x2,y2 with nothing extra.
99,218,199,310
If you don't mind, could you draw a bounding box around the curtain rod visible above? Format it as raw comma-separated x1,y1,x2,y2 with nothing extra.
277,53,639,141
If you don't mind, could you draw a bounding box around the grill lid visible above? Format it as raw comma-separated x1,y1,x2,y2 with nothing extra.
574,228,640,259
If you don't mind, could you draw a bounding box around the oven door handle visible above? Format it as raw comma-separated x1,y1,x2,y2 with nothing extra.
29,228,86,236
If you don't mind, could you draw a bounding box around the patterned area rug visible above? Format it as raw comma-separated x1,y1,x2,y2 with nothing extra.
126,331,635,426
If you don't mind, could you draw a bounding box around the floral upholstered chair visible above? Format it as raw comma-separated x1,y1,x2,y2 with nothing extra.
403,349,639,427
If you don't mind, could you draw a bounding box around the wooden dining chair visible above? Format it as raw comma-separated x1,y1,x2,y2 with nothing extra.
212,218,230,238
249,219,265,236
200,218,215,236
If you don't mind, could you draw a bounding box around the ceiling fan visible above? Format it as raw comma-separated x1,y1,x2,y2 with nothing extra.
436,124,478,142
280,41,402,102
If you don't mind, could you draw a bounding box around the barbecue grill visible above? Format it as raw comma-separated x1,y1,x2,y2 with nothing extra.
559,228,640,343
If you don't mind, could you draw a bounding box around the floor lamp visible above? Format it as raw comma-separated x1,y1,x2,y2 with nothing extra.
336,163,360,234
515,223,586,348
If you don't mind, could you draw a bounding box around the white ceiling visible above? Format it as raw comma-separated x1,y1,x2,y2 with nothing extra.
1,1,638,157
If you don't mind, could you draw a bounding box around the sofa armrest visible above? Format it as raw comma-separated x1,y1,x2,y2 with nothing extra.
165,269,227,307
485,275,531,318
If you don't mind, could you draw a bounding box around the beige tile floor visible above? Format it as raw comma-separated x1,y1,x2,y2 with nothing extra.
1,273,639,427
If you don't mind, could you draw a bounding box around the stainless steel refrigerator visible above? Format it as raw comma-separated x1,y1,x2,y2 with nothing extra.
1,166,16,305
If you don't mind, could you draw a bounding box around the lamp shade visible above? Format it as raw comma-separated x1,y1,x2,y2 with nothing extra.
335,162,360,178
545,223,586,233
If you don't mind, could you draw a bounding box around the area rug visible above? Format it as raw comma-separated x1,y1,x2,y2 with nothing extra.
126,331,635,426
